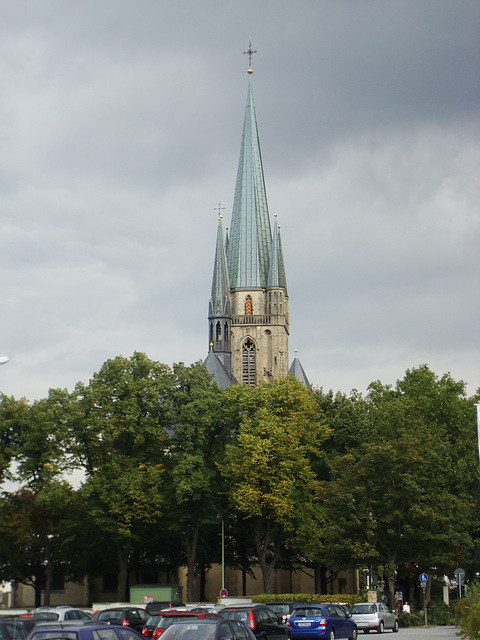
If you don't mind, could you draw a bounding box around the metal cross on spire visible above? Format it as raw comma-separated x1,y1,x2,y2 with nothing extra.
243,38,257,69
214,202,226,220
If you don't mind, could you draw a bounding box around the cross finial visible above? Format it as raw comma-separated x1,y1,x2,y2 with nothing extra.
214,202,226,220
244,38,257,71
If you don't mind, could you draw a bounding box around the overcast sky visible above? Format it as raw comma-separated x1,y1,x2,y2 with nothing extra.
0,0,479,403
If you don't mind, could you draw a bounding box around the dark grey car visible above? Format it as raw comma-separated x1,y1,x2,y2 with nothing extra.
221,605,289,640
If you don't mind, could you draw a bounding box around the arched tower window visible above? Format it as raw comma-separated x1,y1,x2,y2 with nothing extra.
245,295,253,315
242,338,256,386
224,322,229,343
209,322,213,344
216,321,222,341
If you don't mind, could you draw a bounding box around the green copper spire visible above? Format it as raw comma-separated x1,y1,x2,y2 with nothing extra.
227,76,272,289
209,215,230,317
268,219,288,293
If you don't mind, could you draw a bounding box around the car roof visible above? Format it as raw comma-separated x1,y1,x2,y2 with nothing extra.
31,623,120,630
98,608,144,612
29,623,142,635
162,620,220,625
222,604,265,609
158,613,201,618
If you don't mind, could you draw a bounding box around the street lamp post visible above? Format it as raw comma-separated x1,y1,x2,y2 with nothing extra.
217,514,225,593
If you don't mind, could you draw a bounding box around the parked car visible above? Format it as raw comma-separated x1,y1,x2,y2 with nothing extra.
220,604,288,640
349,603,398,634
145,612,222,639
144,605,185,617
92,609,148,632
288,604,357,640
0,616,36,636
0,618,29,639
27,622,142,640
266,604,303,624
140,616,163,639
32,609,92,623
157,618,257,640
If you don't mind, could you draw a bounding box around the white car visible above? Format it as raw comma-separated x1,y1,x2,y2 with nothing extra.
32,607,92,622
350,603,399,634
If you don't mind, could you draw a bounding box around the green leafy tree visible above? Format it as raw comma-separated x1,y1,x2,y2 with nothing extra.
167,362,229,601
221,376,330,593
0,482,77,606
304,387,367,593
67,352,174,601
456,580,480,639
0,389,78,605
321,366,477,606
0,394,28,483
15,389,72,486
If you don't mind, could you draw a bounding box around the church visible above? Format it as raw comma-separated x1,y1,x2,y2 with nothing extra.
205,52,309,389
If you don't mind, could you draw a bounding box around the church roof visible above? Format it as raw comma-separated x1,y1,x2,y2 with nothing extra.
289,357,311,387
204,350,237,389
227,77,272,290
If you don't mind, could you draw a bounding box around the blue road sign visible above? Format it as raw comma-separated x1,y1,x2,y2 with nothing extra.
419,573,428,583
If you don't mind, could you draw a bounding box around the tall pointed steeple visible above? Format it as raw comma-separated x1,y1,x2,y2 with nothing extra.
205,45,292,387
227,76,272,290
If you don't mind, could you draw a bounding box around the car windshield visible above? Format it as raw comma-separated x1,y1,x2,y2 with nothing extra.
0,622,26,639
145,616,162,626
268,605,289,614
351,605,376,614
157,617,195,629
33,615,60,622
161,623,217,640
97,612,125,621
220,611,248,623
292,609,323,618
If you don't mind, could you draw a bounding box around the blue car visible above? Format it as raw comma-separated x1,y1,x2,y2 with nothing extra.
288,605,357,640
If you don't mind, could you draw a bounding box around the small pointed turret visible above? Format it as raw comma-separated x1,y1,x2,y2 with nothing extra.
207,215,232,371
268,220,288,293
209,216,230,319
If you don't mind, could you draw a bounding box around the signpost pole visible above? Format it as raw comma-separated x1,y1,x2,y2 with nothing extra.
419,573,428,628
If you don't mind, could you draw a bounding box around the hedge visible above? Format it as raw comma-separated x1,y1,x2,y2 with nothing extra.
252,593,364,607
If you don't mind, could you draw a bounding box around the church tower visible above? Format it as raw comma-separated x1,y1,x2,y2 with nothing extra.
206,49,289,387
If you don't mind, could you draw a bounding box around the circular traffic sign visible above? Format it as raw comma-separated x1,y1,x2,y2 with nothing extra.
220,588,228,598
419,573,428,583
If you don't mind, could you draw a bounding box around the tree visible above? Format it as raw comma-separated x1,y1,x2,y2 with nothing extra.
0,482,78,606
321,366,477,606
67,352,174,601
167,362,229,601
0,394,28,483
220,376,330,593
0,389,78,605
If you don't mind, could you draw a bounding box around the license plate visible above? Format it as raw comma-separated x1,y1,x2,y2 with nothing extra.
298,622,311,627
